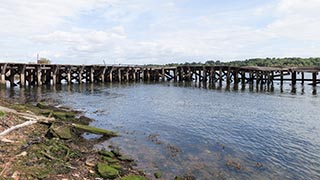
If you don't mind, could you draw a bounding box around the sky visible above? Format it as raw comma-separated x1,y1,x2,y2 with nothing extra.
0,0,320,65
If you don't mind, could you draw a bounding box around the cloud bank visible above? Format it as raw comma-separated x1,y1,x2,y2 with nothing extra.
0,0,319,64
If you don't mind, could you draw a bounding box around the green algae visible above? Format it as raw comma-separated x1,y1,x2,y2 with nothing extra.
96,163,119,179
99,150,115,158
154,172,162,178
102,156,119,164
118,155,134,162
0,110,5,117
72,123,117,136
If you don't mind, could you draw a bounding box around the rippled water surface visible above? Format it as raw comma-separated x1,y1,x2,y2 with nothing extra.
2,82,320,179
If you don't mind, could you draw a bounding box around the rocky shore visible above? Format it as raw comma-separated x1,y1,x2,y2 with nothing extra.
0,99,147,180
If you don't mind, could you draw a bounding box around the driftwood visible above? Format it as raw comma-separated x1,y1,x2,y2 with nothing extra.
0,105,55,138
0,120,37,137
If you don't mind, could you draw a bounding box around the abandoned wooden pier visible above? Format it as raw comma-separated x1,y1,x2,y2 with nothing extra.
0,63,320,89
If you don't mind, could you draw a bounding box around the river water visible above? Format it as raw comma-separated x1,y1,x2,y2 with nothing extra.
1,82,320,180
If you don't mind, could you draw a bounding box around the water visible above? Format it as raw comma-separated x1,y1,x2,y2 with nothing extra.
2,82,320,179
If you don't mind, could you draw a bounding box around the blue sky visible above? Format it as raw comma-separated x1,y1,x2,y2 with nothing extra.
0,0,319,64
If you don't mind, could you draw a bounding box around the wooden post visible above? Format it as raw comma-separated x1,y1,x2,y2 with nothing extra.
161,67,165,81
234,69,239,84
178,67,182,81
90,66,94,83
37,66,42,86
301,72,304,84
20,64,26,87
312,72,317,86
67,67,72,84
271,71,274,86
109,67,113,82
141,68,145,81
249,71,253,84
291,71,296,86
212,68,215,84
101,66,107,83
226,67,231,86
256,71,260,90
52,65,58,85
45,69,51,85
1,63,7,86
9,69,15,87
126,68,129,82
203,66,207,86
79,66,84,84
174,68,177,82
118,68,122,82
219,67,223,86
280,71,284,86
195,70,198,82
147,68,151,81
209,67,214,84
133,68,137,81
241,71,245,84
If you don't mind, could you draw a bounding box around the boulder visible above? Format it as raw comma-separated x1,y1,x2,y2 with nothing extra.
96,163,119,179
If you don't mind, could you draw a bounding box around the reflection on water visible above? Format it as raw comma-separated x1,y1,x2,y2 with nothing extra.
1,82,320,179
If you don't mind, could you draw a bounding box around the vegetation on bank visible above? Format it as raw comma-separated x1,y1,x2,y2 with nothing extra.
165,57,320,67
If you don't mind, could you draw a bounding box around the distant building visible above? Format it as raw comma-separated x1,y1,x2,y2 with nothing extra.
37,58,51,64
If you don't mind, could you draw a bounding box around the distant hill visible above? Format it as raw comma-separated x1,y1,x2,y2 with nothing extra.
166,58,320,67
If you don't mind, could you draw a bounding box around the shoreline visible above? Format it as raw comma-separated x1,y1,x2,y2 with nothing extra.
0,98,148,179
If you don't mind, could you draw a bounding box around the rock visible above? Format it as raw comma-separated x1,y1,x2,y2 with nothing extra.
111,149,121,157
36,102,47,109
78,116,94,125
118,155,134,162
121,175,148,180
96,163,119,179
226,159,241,170
102,156,119,163
16,151,27,157
154,172,162,178
53,111,75,120
72,123,117,136
85,158,95,167
99,150,115,158
50,124,72,140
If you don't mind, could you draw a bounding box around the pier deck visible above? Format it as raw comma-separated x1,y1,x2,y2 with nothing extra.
0,63,319,88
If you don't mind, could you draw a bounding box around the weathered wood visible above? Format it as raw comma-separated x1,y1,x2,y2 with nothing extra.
0,63,320,89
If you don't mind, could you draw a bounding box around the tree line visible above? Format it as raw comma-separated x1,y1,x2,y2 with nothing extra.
166,57,320,67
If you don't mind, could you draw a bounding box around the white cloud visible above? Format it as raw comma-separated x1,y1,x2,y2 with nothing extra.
1,0,320,64
265,0,320,40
